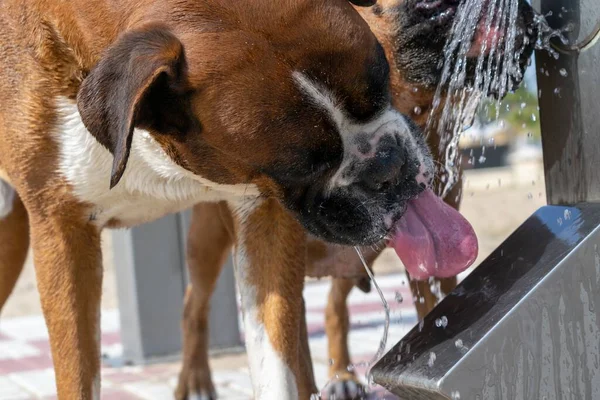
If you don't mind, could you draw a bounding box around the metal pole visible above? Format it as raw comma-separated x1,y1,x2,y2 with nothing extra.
113,209,242,364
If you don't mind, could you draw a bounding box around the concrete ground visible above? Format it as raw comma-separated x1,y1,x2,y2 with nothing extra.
0,161,547,399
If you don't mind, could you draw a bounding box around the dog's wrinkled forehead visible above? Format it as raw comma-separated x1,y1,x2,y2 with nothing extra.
293,72,432,191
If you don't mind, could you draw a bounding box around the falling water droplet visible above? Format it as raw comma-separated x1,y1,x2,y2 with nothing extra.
559,68,568,77
554,87,561,95
531,114,537,122
527,192,533,199
395,291,404,304
435,316,448,328
452,391,462,399
564,209,571,220
414,106,422,115
594,244,600,279
428,352,437,367
454,339,469,354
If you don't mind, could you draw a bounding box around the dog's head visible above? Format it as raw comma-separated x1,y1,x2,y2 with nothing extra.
77,0,434,245
376,0,536,90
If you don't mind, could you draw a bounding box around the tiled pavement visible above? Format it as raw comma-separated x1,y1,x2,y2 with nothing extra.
0,274,426,399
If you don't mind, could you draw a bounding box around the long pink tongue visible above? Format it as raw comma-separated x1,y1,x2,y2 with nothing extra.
390,189,478,280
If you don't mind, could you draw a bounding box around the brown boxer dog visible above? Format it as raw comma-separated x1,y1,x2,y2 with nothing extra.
0,0,482,398
175,0,536,399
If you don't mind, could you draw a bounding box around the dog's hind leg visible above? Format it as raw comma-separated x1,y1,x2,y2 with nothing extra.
0,179,29,314
324,277,365,399
176,202,233,400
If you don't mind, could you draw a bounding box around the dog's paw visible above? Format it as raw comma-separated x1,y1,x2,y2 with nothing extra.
324,376,367,399
174,367,217,400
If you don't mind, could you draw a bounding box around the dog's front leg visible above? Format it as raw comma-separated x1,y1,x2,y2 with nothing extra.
229,198,317,400
30,212,103,400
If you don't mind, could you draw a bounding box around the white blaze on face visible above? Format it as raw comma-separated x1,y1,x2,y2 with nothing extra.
0,179,15,220
292,72,433,193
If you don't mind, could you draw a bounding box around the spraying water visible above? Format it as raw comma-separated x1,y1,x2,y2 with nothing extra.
428,0,569,198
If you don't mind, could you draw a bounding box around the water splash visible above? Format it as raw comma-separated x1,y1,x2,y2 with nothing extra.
435,315,449,328
395,291,404,303
428,352,437,367
428,0,569,198
455,338,470,353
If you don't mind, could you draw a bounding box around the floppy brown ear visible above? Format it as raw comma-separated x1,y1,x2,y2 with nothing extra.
77,24,194,189
348,0,377,6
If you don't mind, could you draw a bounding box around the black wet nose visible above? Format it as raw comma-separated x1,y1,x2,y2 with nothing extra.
359,138,406,192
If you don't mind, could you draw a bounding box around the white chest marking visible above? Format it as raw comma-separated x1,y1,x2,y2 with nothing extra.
55,97,259,227
229,199,299,400
0,179,15,220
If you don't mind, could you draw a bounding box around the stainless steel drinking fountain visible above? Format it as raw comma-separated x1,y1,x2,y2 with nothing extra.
371,0,600,398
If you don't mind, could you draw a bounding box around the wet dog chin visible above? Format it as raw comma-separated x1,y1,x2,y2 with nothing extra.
297,202,406,246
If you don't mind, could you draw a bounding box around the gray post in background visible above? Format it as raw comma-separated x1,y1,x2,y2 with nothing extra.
113,209,242,364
